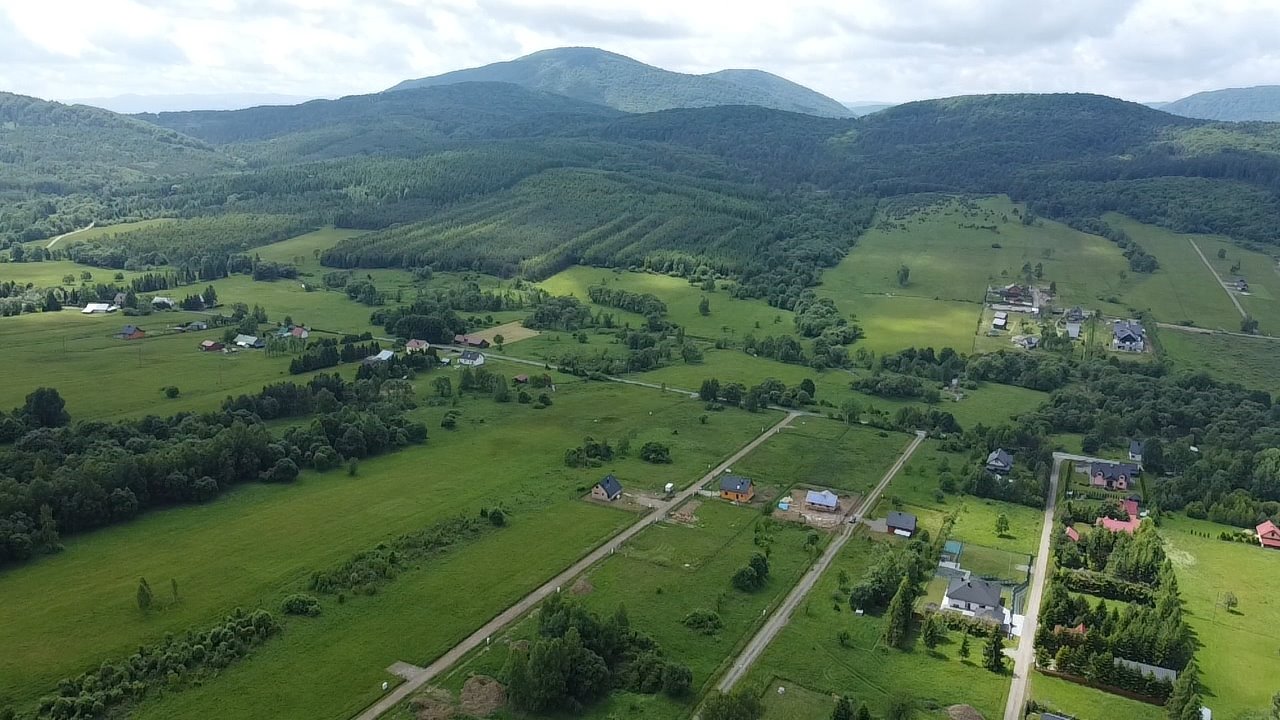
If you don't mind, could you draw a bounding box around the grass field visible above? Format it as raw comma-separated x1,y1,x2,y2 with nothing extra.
1159,515,1280,718
538,265,797,342
1159,329,1280,395
410,501,824,720
0,379,774,714
817,195,1131,316
742,531,1011,718
729,420,914,497
1029,672,1164,720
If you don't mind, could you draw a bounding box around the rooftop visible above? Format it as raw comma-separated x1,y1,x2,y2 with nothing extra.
947,576,1002,607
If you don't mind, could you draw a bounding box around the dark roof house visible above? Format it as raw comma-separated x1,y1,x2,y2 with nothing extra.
1129,439,1145,462
986,448,1014,474
886,511,917,536
593,474,623,501
946,576,1003,609
719,475,753,494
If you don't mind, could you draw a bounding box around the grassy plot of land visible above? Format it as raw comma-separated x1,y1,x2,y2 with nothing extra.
416,502,824,720
1029,672,1164,720
742,532,1010,718
1159,326,1280,396
131,503,631,720
1103,214,1246,331
817,195,1130,312
0,310,305,420
0,258,151,288
19,219,174,250
1159,515,1280,718
729,420,913,497
0,380,770,711
538,266,798,342
760,683,840,720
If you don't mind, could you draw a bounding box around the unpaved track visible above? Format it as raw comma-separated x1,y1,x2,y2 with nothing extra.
351,412,803,720
1188,237,1246,319
715,430,927,692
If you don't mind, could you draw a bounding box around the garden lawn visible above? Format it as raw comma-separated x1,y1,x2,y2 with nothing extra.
760,682,840,720
0,380,771,712
1159,515,1280,717
1029,673,1164,720
729,419,914,497
742,531,1010,718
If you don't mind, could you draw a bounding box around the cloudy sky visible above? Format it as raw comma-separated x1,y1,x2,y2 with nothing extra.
1,0,1278,107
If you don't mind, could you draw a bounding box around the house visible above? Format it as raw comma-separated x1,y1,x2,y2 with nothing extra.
886,511,917,538
592,474,623,502
150,296,175,309
1053,622,1087,636
458,350,486,367
513,374,529,384
1129,439,1145,463
992,311,1008,330
1112,321,1146,352
289,326,310,340
942,576,1006,628
363,350,395,365
199,340,224,352
1256,520,1280,550
1064,525,1081,542
233,334,264,349
986,448,1014,475
1066,306,1086,322
1114,657,1178,682
81,302,117,314
719,475,755,503
185,321,208,332
438,357,452,366
1090,462,1139,491
804,489,839,512
999,284,1030,302
117,325,145,340
453,334,491,349
1015,335,1039,349
1065,321,1082,340
113,292,128,307
941,539,963,564
405,339,430,354
1099,515,1142,534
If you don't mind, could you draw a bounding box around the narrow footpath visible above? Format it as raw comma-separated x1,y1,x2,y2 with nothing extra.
715,430,928,691
1188,237,1247,319
352,411,803,720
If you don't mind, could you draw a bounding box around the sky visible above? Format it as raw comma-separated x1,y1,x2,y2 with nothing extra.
1,0,1278,107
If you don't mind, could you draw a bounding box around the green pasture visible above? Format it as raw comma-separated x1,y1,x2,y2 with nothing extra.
1160,515,1280,717
132,503,629,720
729,419,913,498
1159,329,1280,395
1102,215,1246,331
760,682,841,720
0,380,771,712
0,259,148,288
817,195,1130,312
410,501,823,720
1029,672,1164,720
19,219,173,250
742,532,1011,718
538,265,794,341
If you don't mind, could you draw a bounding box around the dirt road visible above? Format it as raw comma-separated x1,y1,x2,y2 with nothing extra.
1002,452,1082,720
352,411,802,720
715,430,927,692
45,222,94,249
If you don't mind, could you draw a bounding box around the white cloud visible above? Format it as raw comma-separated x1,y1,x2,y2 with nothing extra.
0,0,1276,105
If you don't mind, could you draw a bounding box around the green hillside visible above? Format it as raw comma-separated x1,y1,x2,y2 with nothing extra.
1161,85,1280,122
387,47,853,118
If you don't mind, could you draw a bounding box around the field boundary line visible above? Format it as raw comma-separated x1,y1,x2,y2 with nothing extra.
713,430,927,693
350,410,801,720
1188,237,1246,320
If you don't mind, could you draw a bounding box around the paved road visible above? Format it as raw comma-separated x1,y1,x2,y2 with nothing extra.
1002,452,1080,720
352,411,802,720
1188,237,1247,319
45,221,94,249
715,430,928,692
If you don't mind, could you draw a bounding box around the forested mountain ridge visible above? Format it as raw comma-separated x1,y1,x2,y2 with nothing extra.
1161,85,1280,122
387,47,854,118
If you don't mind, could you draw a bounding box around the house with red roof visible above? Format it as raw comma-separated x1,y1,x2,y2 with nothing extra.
1064,525,1081,543
1097,498,1143,534
1257,520,1280,550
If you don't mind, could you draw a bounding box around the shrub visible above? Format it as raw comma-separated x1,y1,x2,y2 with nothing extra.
281,593,322,617
681,609,724,635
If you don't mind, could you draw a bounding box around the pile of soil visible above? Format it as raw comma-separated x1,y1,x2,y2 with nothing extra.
410,688,454,720
947,704,985,720
460,675,506,717
571,577,594,595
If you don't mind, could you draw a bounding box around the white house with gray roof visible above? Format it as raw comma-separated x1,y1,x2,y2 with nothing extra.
942,575,1009,629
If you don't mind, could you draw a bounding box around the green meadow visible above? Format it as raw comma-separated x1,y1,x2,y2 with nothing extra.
1159,515,1280,718
1159,329,1280,395
0,378,772,713
1029,673,1163,720
729,420,913,498
743,532,1011,719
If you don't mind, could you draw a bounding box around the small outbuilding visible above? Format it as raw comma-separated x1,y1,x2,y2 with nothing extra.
592,474,623,502
233,334,264,349
363,349,395,365
513,374,529,384
199,340,224,352
1129,439,1145,463
117,324,145,340
150,296,175,309
886,511,917,538
81,302,117,314
1257,520,1280,550
804,489,839,512
719,475,755,503
453,334,491,349
941,539,963,564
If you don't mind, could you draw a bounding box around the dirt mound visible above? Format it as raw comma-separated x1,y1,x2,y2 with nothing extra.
410,688,454,720
460,675,506,717
571,576,594,595
947,704,985,720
